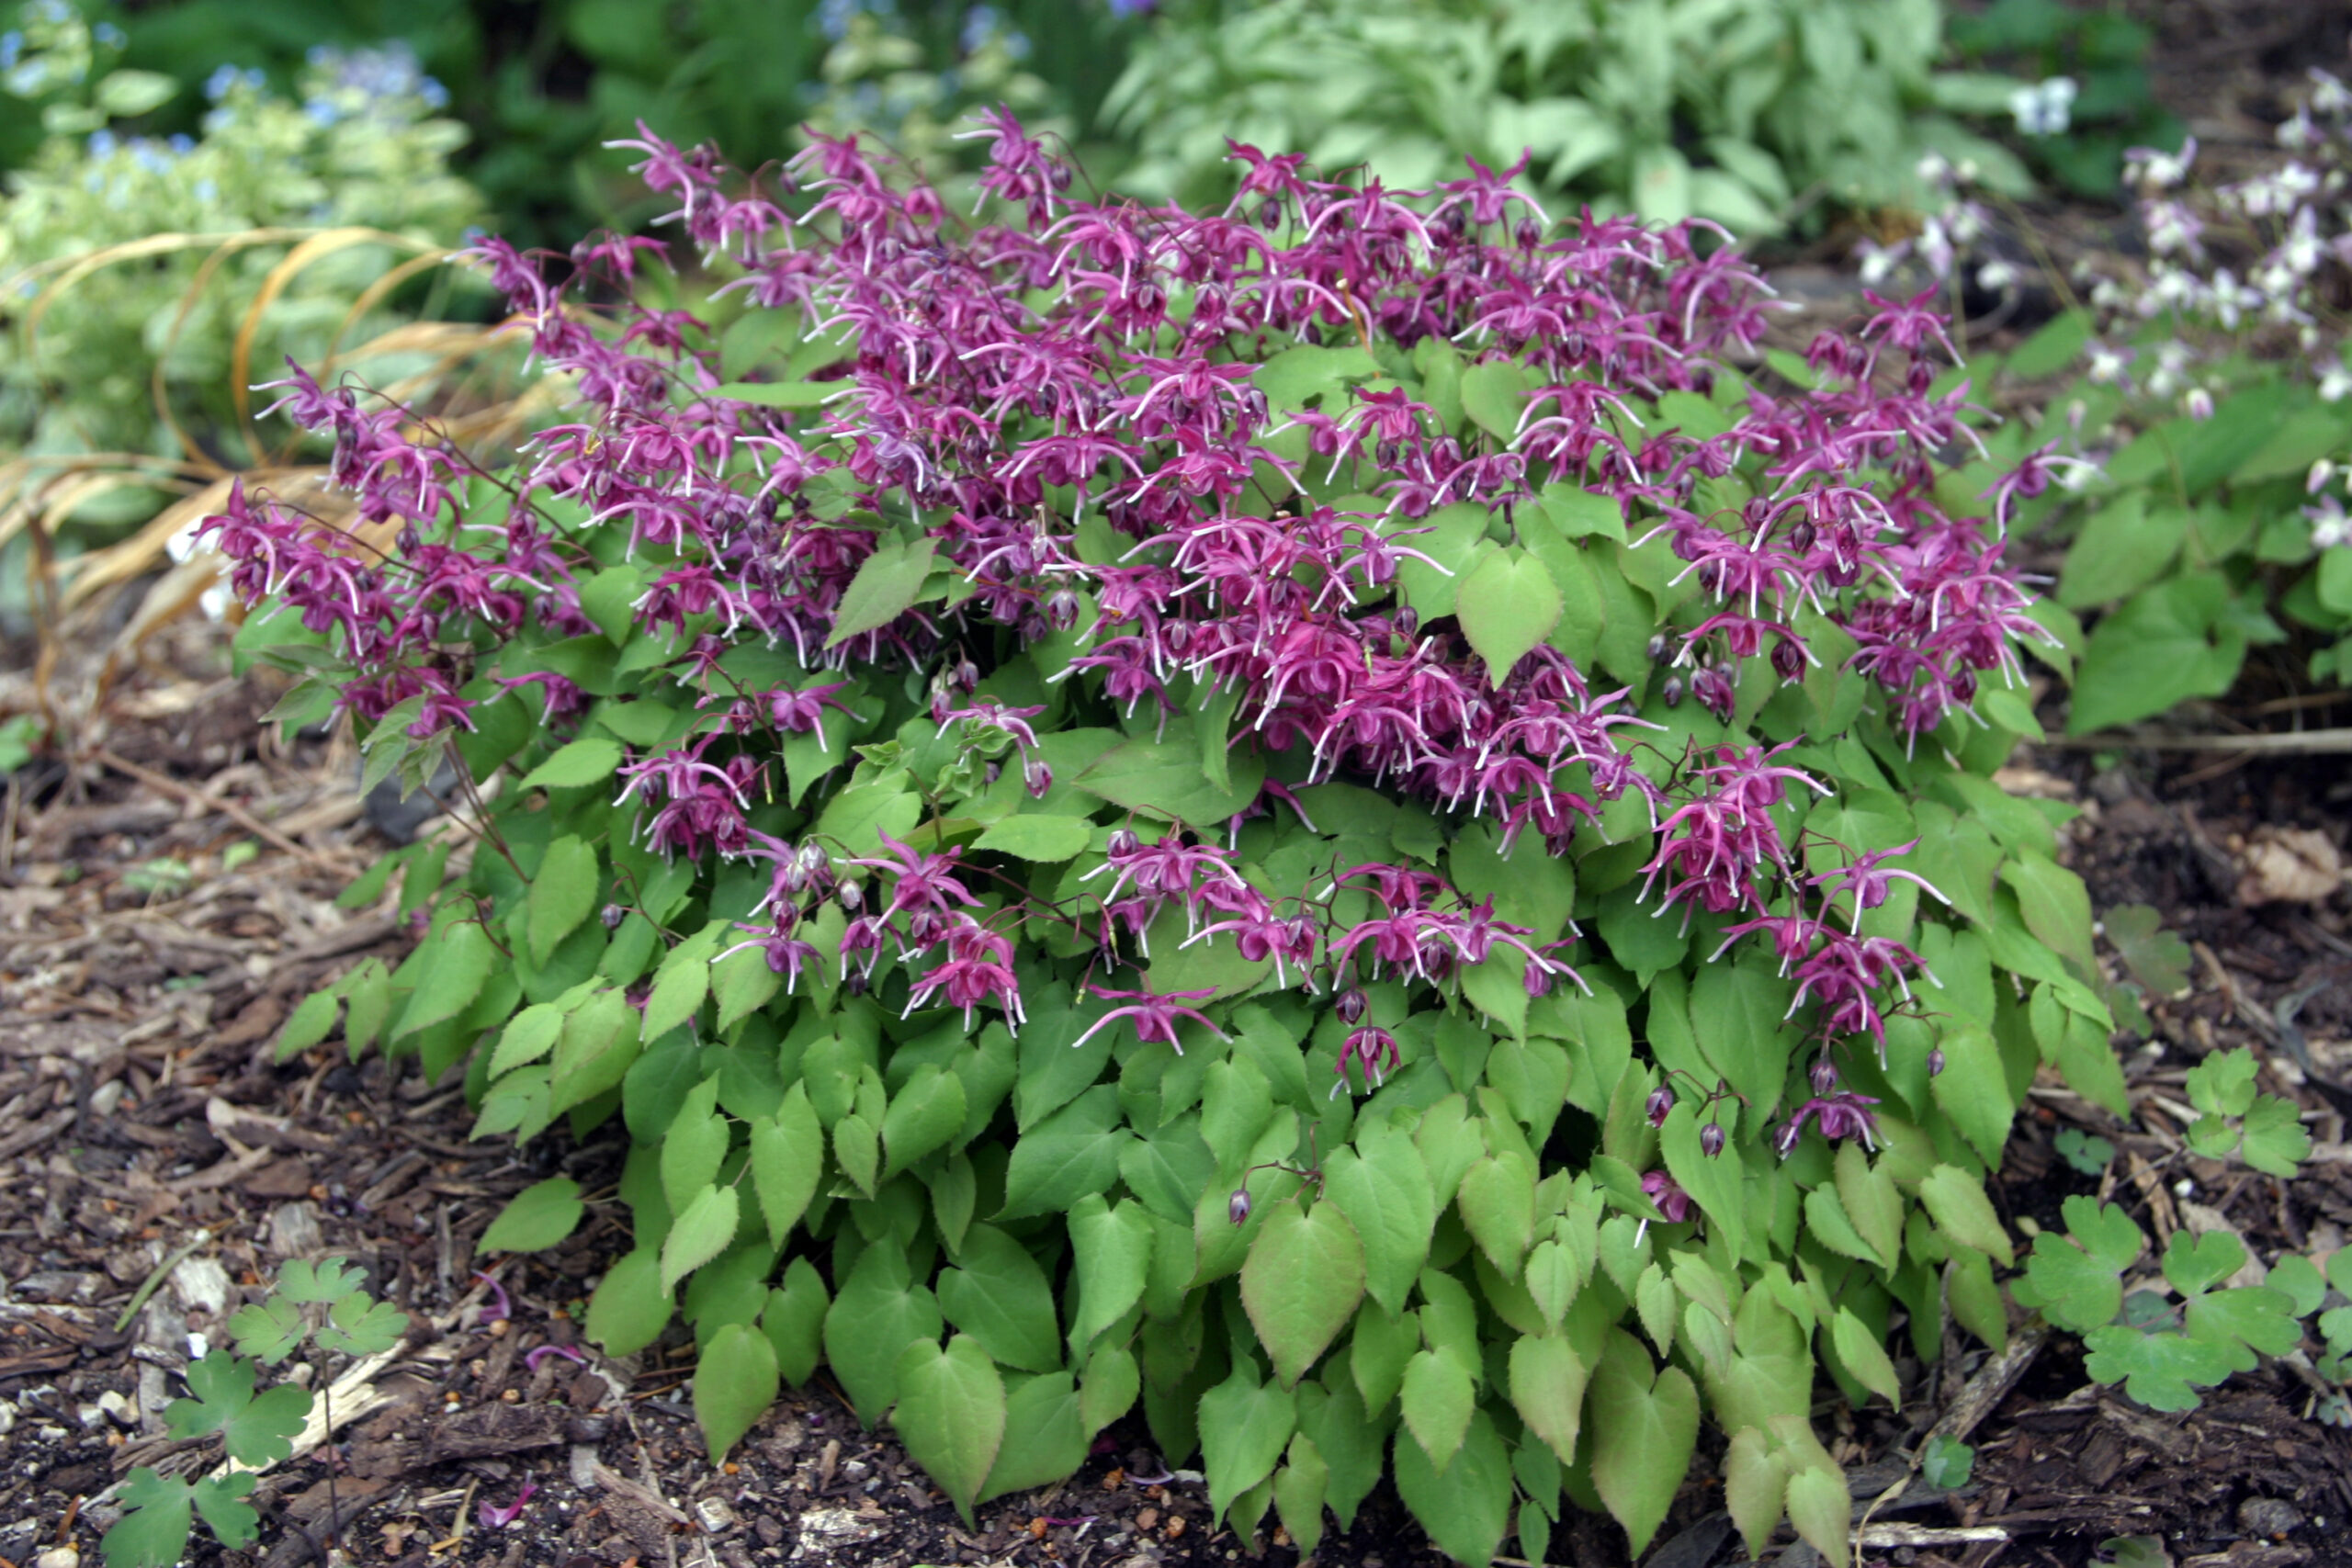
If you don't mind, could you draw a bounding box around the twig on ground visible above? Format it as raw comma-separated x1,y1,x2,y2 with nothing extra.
2045,728,2352,754
94,746,345,872
114,1228,214,1332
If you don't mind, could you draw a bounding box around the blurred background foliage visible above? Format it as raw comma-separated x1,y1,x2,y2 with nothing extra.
0,0,2172,634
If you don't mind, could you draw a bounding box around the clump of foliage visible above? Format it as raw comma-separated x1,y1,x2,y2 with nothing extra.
2013,1044,2320,1418
231,115,2121,1566
101,1258,407,1568
0,0,481,481
5,0,1139,250
1894,71,2352,731
1100,0,2040,232
1940,0,2178,197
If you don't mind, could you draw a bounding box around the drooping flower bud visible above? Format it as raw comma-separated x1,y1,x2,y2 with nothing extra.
1661,675,1685,708
1810,1056,1839,1096
1106,827,1140,857
1043,587,1081,631
1023,757,1053,798
600,903,628,930
1334,987,1367,1025
1771,639,1804,682
1645,1086,1675,1128
1927,1048,1946,1077
1227,1188,1252,1225
1774,1119,1804,1158
1701,1122,1726,1157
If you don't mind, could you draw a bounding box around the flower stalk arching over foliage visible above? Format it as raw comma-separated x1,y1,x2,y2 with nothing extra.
216,110,2118,1567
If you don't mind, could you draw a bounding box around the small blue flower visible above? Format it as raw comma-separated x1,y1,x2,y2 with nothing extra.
93,20,122,47
168,132,193,154
0,31,23,70
305,96,340,125
420,76,448,110
204,62,242,101
193,177,218,203
85,127,116,159
959,4,1000,53
815,0,862,41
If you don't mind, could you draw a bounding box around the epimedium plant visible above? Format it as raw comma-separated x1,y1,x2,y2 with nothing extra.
228,114,2117,1566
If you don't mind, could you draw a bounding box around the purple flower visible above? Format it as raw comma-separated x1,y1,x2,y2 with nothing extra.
1776,1092,1884,1156
480,1480,537,1529
1641,1171,1693,1224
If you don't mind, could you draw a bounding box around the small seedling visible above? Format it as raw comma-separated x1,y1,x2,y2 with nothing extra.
2054,1125,2115,1176
1919,1434,1975,1489
103,1258,405,1568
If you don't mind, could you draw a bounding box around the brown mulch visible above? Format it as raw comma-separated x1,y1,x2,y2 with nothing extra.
1,636,2350,1568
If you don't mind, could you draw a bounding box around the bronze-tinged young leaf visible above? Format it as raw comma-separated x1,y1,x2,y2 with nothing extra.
1239,1201,1366,1387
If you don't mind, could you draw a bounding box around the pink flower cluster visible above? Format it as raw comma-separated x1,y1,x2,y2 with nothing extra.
200,114,2053,1153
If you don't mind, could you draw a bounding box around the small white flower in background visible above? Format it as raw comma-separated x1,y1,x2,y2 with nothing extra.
1917,216,1955,280
2183,387,2215,421
1975,259,2018,291
2086,342,2132,385
2307,459,2335,495
1916,150,1953,188
2312,68,2352,116
2009,76,2077,137
2278,105,2322,151
2278,206,2324,276
1852,236,1908,288
2145,198,2201,257
2320,362,2352,402
2306,494,2352,549
2126,136,2197,189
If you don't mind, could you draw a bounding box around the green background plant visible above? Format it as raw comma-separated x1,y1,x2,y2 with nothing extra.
1101,0,2041,231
